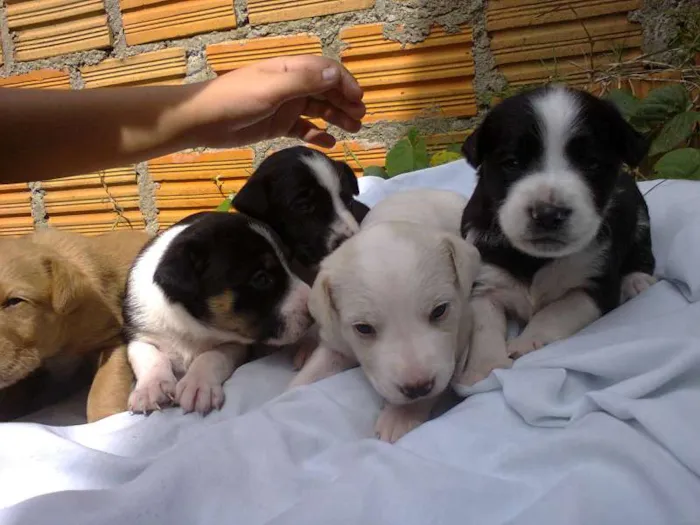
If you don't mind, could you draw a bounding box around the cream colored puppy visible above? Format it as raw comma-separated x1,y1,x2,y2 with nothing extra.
289,189,480,442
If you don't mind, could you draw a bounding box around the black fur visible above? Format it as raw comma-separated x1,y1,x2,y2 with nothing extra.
461,85,655,315
124,212,295,343
232,146,369,267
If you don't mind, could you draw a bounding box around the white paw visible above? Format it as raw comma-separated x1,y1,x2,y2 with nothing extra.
374,404,427,444
128,372,177,414
507,334,547,359
175,371,225,415
620,272,657,303
457,355,513,387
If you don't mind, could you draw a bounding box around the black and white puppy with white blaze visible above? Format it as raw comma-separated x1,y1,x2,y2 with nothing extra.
457,84,657,387
123,212,313,415
232,145,369,279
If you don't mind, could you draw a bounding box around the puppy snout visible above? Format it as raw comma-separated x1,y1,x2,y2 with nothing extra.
530,203,572,231
398,377,436,400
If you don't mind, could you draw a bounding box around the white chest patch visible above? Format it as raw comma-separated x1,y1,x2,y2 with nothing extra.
474,240,609,322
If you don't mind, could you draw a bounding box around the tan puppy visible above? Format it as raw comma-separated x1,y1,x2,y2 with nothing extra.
0,228,150,422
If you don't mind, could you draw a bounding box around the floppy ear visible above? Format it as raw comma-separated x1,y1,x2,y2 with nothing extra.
463,128,483,169
232,177,269,219
608,103,649,167
308,271,337,328
335,161,359,196
44,254,88,315
152,239,206,316
441,234,482,294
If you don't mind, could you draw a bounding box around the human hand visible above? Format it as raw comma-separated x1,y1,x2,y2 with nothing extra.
179,55,366,149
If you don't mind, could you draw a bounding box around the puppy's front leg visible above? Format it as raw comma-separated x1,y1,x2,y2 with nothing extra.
457,296,512,387
287,344,357,390
175,344,248,415
128,340,177,414
375,397,438,444
508,289,600,359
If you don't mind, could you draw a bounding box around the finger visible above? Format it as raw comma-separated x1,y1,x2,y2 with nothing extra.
302,99,363,133
288,118,336,148
261,55,364,104
317,89,366,120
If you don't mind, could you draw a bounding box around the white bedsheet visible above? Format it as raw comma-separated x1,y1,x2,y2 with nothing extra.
1,161,699,525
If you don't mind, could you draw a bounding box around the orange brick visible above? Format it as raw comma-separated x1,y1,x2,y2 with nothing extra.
425,131,471,154
148,149,254,229
81,48,187,88
305,141,387,176
340,24,476,123
207,34,323,73
248,0,375,25
0,69,70,89
6,0,111,61
487,0,643,87
0,183,33,237
42,167,144,235
120,0,237,47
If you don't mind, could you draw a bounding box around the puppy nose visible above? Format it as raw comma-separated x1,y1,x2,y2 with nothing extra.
530,203,572,230
399,377,436,400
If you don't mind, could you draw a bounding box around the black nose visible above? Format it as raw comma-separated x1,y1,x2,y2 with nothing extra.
399,377,436,400
530,203,572,230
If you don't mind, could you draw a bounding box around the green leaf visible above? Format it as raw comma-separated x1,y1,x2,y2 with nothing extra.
653,148,700,180
649,111,700,157
604,89,641,121
631,84,691,130
363,165,389,179
430,150,463,167
385,138,414,177
406,128,429,170
216,197,233,212
446,143,463,154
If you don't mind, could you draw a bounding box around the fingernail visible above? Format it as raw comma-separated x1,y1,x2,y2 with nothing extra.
322,67,339,82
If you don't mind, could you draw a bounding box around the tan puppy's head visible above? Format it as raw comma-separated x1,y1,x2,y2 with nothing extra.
0,238,112,389
309,222,481,405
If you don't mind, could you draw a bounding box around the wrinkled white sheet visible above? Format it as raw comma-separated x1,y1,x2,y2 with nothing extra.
1,160,699,525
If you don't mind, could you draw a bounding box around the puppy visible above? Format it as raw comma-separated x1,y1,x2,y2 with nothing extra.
232,145,369,275
457,85,656,386
123,211,313,415
233,146,369,368
289,189,480,443
0,228,150,422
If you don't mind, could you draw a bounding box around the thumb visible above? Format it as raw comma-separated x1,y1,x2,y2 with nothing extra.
267,65,341,105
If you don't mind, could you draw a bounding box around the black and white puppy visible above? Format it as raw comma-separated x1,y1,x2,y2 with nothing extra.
457,85,656,386
232,146,369,277
123,212,312,415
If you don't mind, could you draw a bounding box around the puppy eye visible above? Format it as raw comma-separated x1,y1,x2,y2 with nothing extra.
429,303,449,322
2,297,25,309
250,270,273,291
353,323,376,337
292,200,315,214
500,157,520,170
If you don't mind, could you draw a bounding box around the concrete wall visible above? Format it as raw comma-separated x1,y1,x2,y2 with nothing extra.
0,0,685,236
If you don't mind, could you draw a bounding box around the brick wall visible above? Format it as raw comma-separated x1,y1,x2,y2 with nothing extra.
0,0,656,236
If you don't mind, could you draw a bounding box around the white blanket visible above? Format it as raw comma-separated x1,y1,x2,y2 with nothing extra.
1,161,700,525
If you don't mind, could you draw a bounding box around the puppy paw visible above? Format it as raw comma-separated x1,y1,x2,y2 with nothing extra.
374,404,428,444
292,343,315,371
175,372,225,415
457,356,513,387
128,373,177,414
507,335,546,359
620,272,657,303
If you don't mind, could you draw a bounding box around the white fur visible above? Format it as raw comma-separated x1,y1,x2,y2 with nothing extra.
126,219,311,414
291,211,481,442
497,87,601,258
302,152,360,252
363,189,468,235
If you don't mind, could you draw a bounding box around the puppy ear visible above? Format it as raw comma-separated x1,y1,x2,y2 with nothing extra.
232,177,269,219
462,129,482,169
153,240,206,313
308,270,338,331
441,234,482,294
335,161,359,196
44,254,87,315
609,105,649,167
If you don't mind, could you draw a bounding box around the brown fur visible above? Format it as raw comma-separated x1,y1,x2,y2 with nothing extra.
206,290,259,339
0,228,150,422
